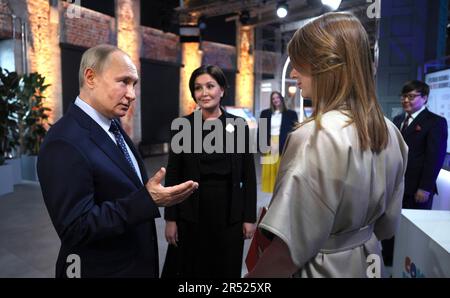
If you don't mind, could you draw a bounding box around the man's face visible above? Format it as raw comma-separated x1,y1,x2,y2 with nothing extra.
90,51,139,119
401,90,427,114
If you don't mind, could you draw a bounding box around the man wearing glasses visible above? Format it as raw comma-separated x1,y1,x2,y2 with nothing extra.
382,80,447,267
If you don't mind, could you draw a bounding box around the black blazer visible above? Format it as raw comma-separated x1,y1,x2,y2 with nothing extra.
393,108,448,195
37,103,161,278
164,110,257,224
258,109,298,154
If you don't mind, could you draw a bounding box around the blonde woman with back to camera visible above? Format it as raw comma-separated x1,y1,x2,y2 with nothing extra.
246,12,408,278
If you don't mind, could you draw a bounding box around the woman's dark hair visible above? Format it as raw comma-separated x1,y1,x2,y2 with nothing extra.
189,65,228,101
401,80,430,97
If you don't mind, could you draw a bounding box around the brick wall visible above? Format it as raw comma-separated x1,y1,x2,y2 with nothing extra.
141,26,179,63
0,0,13,39
2,0,275,141
27,0,63,123
27,0,51,75
202,41,236,70
61,1,115,48
116,0,140,142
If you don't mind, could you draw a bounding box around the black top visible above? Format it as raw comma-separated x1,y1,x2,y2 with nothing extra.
164,109,257,224
200,112,231,177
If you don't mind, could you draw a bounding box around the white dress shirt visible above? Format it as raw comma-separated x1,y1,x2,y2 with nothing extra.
75,97,143,184
271,110,282,136
402,106,426,130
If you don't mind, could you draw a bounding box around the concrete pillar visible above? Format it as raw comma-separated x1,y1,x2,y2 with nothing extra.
116,0,141,143
10,0,63,124
180,41,202,116
235,24,255,112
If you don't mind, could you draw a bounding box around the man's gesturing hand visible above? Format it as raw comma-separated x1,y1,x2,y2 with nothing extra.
146,167,199,207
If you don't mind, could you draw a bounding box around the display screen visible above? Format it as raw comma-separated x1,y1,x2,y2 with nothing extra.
425,68,450,153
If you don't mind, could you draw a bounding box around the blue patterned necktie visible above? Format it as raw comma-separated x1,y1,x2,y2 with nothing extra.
109,120,137,175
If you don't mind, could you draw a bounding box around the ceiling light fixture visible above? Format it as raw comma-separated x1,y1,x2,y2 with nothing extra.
321,0,342,11
276,1,288,19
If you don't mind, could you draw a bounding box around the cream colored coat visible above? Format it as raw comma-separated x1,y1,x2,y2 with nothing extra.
259,110,408,277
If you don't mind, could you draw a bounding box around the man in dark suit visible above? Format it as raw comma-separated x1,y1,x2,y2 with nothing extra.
382,80,447,266
393,80,447,210
37,44,198,278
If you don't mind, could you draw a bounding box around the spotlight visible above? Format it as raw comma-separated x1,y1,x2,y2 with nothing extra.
288,85,297,95
321,0,342,11
198,15,207,30
276,1,288,18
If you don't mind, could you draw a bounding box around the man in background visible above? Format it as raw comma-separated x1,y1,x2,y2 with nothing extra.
382,80,447,266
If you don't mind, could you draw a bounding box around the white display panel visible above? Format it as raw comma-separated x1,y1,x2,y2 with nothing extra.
393,209,450,278
425,69,450,152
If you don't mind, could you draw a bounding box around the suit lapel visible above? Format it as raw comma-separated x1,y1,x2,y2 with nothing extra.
404,109,429,137
89,123,143,188
394,115,404,130
68,104,143,188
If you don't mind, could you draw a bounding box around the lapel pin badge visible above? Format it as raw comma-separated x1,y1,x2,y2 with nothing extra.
226,123,235,133
415,125,421,132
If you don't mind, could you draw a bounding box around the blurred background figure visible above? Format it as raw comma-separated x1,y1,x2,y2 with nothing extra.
381,80,448,267
258,91,298,193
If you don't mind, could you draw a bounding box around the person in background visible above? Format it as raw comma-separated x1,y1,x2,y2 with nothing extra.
259,91,298,193
162,65,257,278
382,80,448,266
395,80,447,209
246,12,408,278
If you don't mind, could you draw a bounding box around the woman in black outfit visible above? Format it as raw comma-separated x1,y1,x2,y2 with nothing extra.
162,65,257,278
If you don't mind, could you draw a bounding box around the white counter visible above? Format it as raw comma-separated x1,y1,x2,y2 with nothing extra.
393,209,450,277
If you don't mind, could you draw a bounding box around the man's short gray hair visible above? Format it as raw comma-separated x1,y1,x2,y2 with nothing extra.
79,44,122,88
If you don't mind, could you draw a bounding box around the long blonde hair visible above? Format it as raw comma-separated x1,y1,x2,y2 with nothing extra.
288,12,388,153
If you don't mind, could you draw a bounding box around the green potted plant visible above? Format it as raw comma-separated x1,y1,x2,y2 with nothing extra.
17,72,51,181
0,67,20,194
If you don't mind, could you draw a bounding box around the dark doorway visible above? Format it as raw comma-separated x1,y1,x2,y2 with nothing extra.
60,43,87,114
62,0,115,17
222,69,236,107
140,59,180,156
140,0,179,34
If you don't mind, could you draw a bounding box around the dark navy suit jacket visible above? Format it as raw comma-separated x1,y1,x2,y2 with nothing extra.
37,103,161,278
393,108,447,199
258,109,298,154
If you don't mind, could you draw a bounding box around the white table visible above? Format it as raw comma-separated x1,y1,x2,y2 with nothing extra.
393,209,450,277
